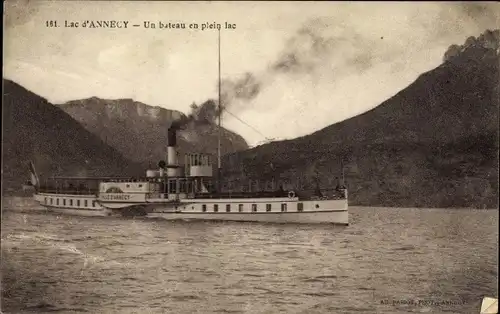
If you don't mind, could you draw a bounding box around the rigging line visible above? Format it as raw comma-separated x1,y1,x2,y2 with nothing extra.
222,107,273,142
217,28,222,171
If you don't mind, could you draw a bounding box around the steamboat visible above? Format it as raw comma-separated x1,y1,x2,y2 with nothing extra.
29,125,348,225
28,30,348,225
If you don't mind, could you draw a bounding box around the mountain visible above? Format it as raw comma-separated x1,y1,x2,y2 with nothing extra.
2,80,143,193
58,98,248,168
221,29,499,209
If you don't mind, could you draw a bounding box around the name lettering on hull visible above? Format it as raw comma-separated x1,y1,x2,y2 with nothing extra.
101,194,131,201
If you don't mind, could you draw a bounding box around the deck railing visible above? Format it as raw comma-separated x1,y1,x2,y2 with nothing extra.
193,188,347,200
37,187,99,195
36,179,347,201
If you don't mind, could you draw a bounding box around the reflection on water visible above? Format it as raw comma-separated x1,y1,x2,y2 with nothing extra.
1,197,498,314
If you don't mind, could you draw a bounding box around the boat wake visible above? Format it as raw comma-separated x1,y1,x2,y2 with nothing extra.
3,232,130,270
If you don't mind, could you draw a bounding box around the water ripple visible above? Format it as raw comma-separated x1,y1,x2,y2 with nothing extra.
2,204,498,314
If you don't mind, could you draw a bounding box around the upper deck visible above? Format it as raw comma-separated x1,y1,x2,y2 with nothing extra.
36,176,156,195
36,176,347,201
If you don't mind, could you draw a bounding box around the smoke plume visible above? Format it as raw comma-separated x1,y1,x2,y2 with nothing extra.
220,73,261,107
207,18,381,121
169,99,220,130
272,24,341,75
170,71,262,129
176,3,500,144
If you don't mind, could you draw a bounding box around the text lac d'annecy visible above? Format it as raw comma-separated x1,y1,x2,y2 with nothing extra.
63,20,130,28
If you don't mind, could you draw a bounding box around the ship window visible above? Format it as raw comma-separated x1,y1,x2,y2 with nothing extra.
252,204,257,212
266,204,272,212
56,198,59,206
169,180,177,193
202,204,207,212
238,204,244,212
84,200,88,207
214,204,218,212
126,184,130,188
179,180,186,193
63,199,66,206
92,200,96,207
44,197,47,204
70,199,73,206
281,203,287,212
226,204,231,212
77,200,80,207
139,184,143,188
297,203,303,212
50,198,53,205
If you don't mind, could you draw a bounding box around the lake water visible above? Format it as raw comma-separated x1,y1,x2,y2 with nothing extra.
1,197,498,314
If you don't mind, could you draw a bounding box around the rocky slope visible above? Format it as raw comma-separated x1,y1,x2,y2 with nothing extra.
2,80,143,193
59,98,249,168
222,29,499,208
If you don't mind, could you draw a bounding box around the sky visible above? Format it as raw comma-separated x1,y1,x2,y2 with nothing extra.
4,1,500,146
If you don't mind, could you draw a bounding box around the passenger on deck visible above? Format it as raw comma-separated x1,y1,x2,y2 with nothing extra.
276,185,286,197
314,181,323,198
335,177,341,190
334,177,347,198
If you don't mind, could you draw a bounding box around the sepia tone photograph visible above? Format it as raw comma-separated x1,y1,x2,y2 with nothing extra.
2,1,499,313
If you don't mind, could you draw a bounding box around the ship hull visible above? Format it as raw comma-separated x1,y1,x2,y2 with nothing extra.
42,206,112,217
146,197,348,225
148,210,348,225
34,193,349,225
34,193,111,217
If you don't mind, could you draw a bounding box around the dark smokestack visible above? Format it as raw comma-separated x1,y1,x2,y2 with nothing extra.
167,127,177,147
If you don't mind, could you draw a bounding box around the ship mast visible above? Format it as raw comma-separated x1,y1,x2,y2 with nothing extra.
217,28,222,191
